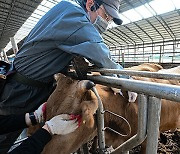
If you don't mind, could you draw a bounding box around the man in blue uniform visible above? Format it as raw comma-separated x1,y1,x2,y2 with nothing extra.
0,0,128,153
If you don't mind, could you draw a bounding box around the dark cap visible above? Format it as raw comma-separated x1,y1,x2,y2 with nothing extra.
102,0,123,25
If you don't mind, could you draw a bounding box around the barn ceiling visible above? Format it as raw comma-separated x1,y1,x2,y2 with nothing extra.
103,9,180,47
1,0,180,54
0,0,44,49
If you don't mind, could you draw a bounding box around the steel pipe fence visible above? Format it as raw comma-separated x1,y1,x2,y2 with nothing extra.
109,40,180,64
87,71,179,154
87,75,180,102
91,87,105,154
112,94,148,154
89,68,180,80
146,97,161,154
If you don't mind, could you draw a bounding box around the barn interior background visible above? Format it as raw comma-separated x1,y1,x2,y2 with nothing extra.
0,0,179,153
0,0,180,68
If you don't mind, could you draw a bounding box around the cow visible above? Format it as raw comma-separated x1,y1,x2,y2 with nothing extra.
125,63,163,72
126,64,180,153
28,63,180,154
40,73,139,154
130,64,180,86
158,65,180,74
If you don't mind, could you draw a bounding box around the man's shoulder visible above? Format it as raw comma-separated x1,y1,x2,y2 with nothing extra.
57,0,85,13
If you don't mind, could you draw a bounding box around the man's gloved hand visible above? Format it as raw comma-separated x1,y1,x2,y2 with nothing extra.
45,114,78,135
34,102,47,123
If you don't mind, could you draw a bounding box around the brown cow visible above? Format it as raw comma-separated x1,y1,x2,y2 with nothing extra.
29,63,179,154
133,66,180,129
125,63,163,72
127,64,180,153
131,64,180,86
41,74,138,154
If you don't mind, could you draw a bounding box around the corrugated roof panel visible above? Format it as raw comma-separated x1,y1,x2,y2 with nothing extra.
120,0,153,13
103,10,180,46
0,0,43,49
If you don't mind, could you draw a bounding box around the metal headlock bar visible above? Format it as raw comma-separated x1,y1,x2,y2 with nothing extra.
89,68,180,80
91,87,105,154
91,85,132,153
87,72,180,154
112,94,148,154
87,75,180,102
102,110,131,137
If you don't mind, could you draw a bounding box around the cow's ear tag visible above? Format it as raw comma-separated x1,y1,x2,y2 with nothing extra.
128,91,138,103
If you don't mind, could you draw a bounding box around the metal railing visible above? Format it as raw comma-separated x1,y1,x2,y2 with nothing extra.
87,69,180,154
89,68,180,80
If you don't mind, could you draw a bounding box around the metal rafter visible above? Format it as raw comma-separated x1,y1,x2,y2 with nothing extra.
124,25,144,43
123,0,154,42
137,0,164,40
144,0,175,40
116,27,136,45
108,30,129,44
103,32,123,46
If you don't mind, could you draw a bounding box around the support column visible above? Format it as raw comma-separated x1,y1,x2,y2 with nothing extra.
146,96,161,154
1,48,9,62
10,37,18,55
122,52,125,68
159,45,162,63
0,50,2,60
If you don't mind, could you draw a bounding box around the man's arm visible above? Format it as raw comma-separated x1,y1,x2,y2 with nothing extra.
9,127,52,154
0,103,46,135
0,114,27,135
54,11,123,70
9,114,78,154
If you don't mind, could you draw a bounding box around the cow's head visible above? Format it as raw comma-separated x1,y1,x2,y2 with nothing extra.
48,73,98,128
41,74,138,154
42,74,99,153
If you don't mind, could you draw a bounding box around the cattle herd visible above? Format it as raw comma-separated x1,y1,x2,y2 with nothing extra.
28,63,180,154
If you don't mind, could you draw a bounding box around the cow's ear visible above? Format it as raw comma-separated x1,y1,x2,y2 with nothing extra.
81,92,98,128
54,73,62,81
54,73,68,81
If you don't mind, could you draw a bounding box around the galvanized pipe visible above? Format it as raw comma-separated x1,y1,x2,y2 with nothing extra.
112,94,148,154
89,68,180,80
91,87,105,154
10,37,18,55
146,97,161,154
87,75,180,102
1,48,9,62
103,110,131,137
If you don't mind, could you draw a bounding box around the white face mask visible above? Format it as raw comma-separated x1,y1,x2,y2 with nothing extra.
93,15,108,34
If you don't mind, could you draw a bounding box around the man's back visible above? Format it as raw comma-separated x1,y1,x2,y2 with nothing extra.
14,0,90,82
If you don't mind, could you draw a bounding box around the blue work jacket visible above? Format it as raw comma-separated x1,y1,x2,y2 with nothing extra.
14,0,123,82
